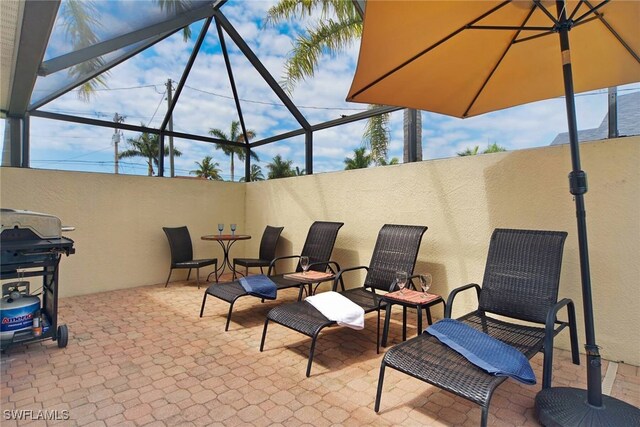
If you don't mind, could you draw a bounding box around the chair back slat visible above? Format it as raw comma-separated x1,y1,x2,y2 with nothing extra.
299,221,344,272
163,226,194,265
365,224,428,291
259,226,284,261
478,228,568,324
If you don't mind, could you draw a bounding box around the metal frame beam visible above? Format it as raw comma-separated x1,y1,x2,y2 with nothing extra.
39,2,223,76
250,105,401,148
215,17,252,182
160,17,213,131
30,110,245,148
214,10,311,131
8,0,60,116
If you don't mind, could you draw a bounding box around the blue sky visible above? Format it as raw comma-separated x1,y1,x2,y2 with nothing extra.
5,0,639,179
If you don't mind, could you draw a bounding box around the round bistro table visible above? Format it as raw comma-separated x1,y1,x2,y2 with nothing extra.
201,234,251,281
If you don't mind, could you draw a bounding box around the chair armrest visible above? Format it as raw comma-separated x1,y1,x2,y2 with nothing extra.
333,265,368,292
445,283,481,318
268,255,300,275
307,260,341,274
545,298,576,336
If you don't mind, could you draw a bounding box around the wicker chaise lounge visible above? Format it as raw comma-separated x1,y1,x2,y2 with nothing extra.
199,221,344,331
260,224,427,377
375,228,580,427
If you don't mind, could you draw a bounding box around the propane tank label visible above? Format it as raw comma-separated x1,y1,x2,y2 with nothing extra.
1,303,39,332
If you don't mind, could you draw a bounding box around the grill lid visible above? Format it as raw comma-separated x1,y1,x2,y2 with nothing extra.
1,209,62,240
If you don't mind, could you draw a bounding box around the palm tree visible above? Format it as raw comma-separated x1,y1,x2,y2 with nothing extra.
209,121,259,182
363,105,390,165
191,156,222,180
61,0,108,100
239,164,265,182
379,157,400,166
118,126,182,176
344,147,372,170
457,143,507,156
294,166,306,176
266,1,421,164
266,155,295,179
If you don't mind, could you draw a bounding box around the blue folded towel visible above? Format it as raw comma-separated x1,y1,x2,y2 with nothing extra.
426,318,536,385
239,275,277,300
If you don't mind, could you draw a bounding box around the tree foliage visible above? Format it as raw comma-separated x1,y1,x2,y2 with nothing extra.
266,155,295,179
344,147,372,170
239,164,265,182
191,156,223,180
118,126,182,176
457,142,507,156
209,120,259,182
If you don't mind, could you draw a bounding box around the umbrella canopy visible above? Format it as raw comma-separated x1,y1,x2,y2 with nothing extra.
347,1,640,425
347,0,639,118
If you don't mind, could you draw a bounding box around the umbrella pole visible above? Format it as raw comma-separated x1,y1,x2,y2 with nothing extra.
555,6,603,408
535,2,640,425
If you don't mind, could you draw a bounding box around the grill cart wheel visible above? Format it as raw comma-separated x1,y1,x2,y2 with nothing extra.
57,325,68,348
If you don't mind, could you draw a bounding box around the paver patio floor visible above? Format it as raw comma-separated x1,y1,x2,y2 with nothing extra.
1,275,638,426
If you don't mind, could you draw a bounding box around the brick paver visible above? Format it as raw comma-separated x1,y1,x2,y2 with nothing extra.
1,275,638,425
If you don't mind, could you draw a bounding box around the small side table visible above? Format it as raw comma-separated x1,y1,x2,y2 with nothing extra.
380,289,445,350
283,271,336,301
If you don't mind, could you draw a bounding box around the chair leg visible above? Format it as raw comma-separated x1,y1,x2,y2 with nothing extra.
260,318,270,351
306,333,320,377
225,300,237,332
215,262,218,283
567,301,580,365
187,268,192,281
376,309,381,354
232,262,237,280
200,292,208,317
480,406,489,427
196,268,201,289
374,361,387,412
165,269,173,287
542,344,554,389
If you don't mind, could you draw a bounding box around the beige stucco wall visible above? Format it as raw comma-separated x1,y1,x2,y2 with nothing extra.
0,169,245,296
244,137,640,366
0,137,638,364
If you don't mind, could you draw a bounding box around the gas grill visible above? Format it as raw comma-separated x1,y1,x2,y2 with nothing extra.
1,209,75,350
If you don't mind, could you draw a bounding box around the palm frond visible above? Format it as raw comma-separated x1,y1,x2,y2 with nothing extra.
281,17,362,93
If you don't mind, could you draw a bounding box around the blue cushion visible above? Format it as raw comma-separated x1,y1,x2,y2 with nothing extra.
239,275,277,300
426,318,536,385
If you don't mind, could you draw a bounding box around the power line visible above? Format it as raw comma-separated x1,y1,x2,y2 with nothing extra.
182,84,368,111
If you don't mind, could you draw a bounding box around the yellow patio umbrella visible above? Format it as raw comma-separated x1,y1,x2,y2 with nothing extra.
347,1,640,425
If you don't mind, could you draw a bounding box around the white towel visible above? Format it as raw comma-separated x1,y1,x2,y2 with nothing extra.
305,291,365,330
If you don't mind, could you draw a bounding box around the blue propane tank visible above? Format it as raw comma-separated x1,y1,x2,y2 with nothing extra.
0,293,40,343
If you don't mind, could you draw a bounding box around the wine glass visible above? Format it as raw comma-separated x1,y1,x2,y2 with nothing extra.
395,271,407,294
230,224,237,236
419,273,432,299
300,256,310,275
217,223,224,236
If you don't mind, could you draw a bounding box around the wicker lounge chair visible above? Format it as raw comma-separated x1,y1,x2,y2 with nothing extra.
260,224,427,377
375,229,580,427
199,221,344,331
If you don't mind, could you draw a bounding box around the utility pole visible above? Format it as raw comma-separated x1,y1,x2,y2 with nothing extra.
112,113,125,174
166,79,175,177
